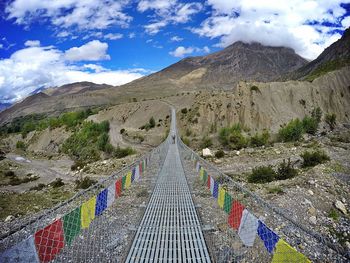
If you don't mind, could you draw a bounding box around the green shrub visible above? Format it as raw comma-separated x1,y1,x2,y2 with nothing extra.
278,119,304,142
30,183,46,191
311,107,322,123
62,120,111,162
75,176,97,189
250,130,270,147
302,116,319,135
181,136,190,146
181,108,188,114
218,124,246,149
71,160,86,171
250,85,260,92
325,113,336,130
200,136,213,148
97,132,109,151
4,171,15,177
276,159,298,180
16,141,26,150
113,146,135,159
248,166,276,183
149,117,155,128
301,150,330,167
228,130,248,150
215,150,225,158
51,178,64,188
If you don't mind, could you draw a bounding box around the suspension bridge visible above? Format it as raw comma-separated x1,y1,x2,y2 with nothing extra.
0,108,348,262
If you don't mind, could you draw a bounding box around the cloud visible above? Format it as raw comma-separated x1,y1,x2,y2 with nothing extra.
138,1,203,34
170,36,184,42
64,40,110,61
169,45,210,57
24,40,41,47
192,0,350,59
0,43,145,103
6,0,132,31
104,33,123,40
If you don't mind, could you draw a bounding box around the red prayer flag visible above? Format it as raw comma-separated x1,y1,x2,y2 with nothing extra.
228,200,245,230
115,178,122,197
34,219,65,262
207,175,211,189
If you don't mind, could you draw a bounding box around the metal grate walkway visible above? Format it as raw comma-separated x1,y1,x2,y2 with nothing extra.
125,109,211,262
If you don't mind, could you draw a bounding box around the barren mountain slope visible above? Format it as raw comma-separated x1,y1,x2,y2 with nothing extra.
178,67,350,135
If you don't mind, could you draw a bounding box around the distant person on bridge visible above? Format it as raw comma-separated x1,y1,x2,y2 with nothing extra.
172,134,176,144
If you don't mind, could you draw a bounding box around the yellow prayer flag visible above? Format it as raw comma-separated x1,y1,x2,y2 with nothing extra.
218,186,226,209
200,168,204,180
125,171,132,189
81,196,96,229
272,239,311,263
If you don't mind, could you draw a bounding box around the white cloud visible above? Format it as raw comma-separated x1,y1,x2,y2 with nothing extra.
138,1,203,34
129,32,136,38
342,16,350,28
169,45,210,57
64,40,110,61
170,36,184,42
24,40,41,47
192,0,350,59
0,43,145,103
0,44,3,49
56,31,70,38
6,0,132,31
104,33,123,40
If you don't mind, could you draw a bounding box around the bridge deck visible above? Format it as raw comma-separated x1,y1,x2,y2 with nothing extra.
125,110,210,263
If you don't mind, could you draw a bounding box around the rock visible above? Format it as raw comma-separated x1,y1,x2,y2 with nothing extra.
342,197,346,203
308,207,317,216
345,241,350,250
291,147,297,151
102,160,107,165
274,150,281,154
307,190,314,196
5,215,15,222
235,150,240,156
202,148,213,157
308,180,316,185
309,216,317,225
334,200,347,215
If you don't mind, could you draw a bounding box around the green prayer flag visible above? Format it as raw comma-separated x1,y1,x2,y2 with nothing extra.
224,192,233,214
63,206,81,246
122,175,126,190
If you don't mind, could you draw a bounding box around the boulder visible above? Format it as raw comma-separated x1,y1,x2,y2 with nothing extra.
202,148,213,157
334,200,347,215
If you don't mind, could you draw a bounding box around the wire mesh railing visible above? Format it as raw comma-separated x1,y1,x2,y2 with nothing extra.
177,138,349,263
0,134,171,263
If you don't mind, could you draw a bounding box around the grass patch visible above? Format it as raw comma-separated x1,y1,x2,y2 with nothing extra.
113,146,135,159
200,136,213,148
218,124,248,150
250,85,260,93
0,189,73,220
328,209,340,221
267,186,284,195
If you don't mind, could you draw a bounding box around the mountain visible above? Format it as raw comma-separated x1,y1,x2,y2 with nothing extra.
44,81,113,96
289,27,350,80
124,41,307,90
0,38,346,125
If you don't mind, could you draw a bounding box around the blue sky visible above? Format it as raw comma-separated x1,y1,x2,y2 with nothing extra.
0,0,349,104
